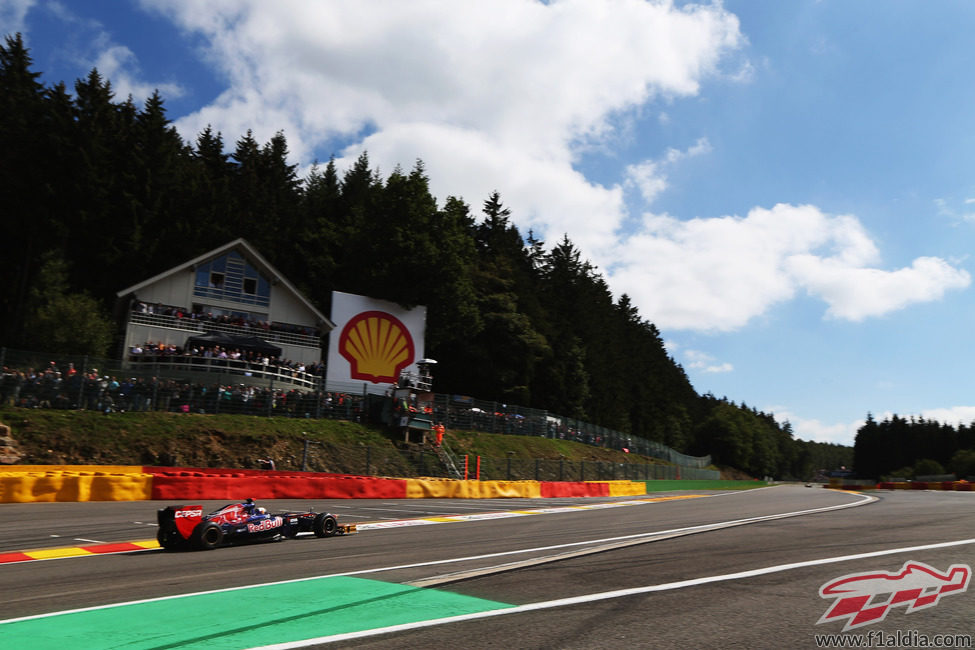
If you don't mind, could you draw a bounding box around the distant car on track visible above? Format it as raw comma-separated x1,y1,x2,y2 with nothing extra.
156,498,355,550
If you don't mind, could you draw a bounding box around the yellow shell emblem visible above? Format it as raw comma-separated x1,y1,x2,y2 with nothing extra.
338,310,415,383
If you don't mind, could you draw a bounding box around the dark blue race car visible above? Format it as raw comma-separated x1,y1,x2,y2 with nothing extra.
156,498,355,550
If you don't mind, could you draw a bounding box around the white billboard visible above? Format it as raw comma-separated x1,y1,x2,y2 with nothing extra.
326,291,426,394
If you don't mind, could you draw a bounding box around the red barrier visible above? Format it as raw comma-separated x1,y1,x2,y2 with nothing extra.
540,482,609,497
319,476,407,499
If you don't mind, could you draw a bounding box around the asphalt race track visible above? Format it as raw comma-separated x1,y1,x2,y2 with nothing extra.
1,486,974,649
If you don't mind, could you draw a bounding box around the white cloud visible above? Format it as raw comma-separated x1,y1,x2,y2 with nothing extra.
15,1,182,106
142,0,742,251
794,417,862,447
93,44,184,103
608,203,970,331
916,406,975,427
625,137,711,204
789,255,970,322
683,349,732,374
770,408,863,447
342,121,627,254
625,160,669,205
0,0,34,35
132,1,968,335
776,405,975,448
935,197,975,225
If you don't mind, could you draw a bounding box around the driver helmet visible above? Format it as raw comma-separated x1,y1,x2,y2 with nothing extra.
256,507,267,515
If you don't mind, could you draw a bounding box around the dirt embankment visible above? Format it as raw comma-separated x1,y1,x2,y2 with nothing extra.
0,407,735,482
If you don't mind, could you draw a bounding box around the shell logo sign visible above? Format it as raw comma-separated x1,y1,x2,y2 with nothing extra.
338,310,415,384
328,291,426,392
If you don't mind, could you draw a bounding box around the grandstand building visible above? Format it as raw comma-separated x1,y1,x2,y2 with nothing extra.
115,238,334,388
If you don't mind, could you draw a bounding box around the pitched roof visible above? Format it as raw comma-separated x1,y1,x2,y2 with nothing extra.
115,238,335,331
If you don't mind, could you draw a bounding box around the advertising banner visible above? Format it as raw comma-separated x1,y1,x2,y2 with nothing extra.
326,291,426,394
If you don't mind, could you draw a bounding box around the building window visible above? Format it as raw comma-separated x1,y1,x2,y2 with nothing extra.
193,251,271,307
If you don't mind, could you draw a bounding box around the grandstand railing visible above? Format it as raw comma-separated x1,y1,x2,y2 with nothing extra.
0,347,713,472
128,312,321,348
124,353,320,389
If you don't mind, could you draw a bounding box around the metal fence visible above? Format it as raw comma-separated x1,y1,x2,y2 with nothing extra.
395,393,712,469
0,347,715,477
296,440,718,482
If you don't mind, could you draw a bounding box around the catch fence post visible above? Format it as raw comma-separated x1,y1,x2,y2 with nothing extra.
77,355,88,408
316,376,324,419
267,376,274,417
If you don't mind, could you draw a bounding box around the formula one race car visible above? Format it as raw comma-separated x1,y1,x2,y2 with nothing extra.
156,498,356,550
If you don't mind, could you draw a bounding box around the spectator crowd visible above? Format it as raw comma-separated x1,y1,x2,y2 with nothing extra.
0,362,362,419
128,340,325,382
132,301,319,338
0,358,707,466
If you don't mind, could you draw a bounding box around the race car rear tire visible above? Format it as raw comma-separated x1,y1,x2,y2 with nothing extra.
192,522,224,550
313,513,338,538
157,522,186,550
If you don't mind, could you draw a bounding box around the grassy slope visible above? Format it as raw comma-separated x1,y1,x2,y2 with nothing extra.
0,407,742,481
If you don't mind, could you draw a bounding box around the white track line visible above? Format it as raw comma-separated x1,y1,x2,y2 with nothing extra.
256,537,975,648
2,489,874,626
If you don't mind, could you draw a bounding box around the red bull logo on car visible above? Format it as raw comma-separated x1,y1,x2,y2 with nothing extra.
818,561,970,631
247,517,283,533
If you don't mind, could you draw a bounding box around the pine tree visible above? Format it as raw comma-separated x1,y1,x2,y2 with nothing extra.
0,34,49,344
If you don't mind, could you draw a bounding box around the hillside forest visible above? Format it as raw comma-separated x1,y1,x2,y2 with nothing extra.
853,414,975,481
0,34,856,479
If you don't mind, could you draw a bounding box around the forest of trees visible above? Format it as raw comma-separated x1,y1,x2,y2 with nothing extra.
0,34,854,479
854,414,975,480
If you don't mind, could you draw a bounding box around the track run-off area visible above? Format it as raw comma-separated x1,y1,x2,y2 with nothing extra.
1,486,974,649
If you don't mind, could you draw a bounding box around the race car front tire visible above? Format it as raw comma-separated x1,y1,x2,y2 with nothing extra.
313,513,338,538
191,522,224,550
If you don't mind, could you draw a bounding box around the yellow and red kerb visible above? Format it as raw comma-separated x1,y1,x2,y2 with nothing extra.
0,539,157,564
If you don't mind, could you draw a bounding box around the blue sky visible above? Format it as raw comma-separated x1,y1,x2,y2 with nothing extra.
5,0,975,446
